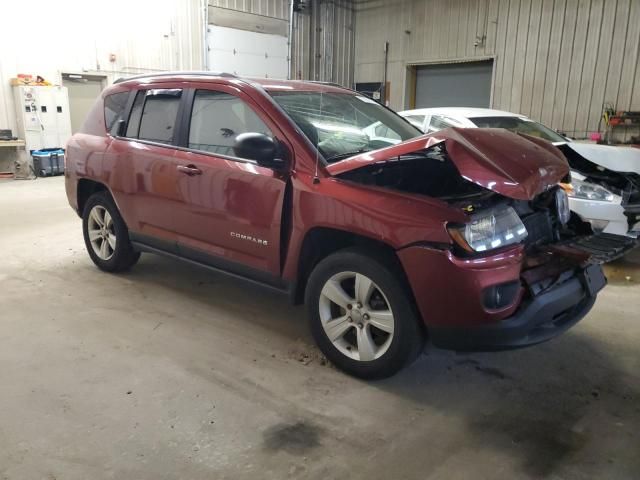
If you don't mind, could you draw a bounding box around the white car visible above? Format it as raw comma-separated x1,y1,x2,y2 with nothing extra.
398,107,640,237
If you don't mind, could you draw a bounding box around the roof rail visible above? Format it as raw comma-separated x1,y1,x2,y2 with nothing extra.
113,71,237,84
307,80,343,88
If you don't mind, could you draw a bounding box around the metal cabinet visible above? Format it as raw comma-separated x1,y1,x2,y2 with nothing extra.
13,85,72,152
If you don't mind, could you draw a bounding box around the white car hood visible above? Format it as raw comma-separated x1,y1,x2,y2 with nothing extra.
563,142,640,174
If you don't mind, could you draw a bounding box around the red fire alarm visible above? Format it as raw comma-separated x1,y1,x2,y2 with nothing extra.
109,53,116,63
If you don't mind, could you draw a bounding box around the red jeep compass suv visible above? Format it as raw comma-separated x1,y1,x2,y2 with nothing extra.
65,72,634,379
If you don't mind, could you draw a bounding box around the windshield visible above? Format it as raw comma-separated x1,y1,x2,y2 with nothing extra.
270,91,421,163
468,116,566,143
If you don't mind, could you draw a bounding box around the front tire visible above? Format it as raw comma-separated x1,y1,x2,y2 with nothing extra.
82,191,140,272
305,248,424,379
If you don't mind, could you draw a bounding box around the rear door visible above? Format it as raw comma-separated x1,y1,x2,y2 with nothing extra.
170,85,290,278
107,86,184,250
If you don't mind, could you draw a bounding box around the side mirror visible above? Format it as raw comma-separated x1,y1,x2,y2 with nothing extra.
233,132,288,170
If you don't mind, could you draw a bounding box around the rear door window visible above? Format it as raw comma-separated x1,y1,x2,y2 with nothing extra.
125,89,182,144
138,89,182,144
188,89,272,159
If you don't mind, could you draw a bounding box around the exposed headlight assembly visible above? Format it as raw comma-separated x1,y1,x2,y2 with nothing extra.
566,178,614,202
448,206,528,253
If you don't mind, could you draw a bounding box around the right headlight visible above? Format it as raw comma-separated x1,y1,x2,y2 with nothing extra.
448,206,528,253
567,178,614,202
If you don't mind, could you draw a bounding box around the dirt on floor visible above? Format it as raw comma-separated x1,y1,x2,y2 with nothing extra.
1,177,639,480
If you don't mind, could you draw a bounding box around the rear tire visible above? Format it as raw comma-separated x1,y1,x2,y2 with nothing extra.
82,191,140,272
305,248,424,379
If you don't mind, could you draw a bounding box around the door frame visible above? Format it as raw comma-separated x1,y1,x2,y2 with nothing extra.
61,72,108,87
402,56,496,110
61,73,108,133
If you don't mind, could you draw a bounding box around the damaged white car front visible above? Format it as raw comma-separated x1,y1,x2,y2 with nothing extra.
557,142,640,238
397,107,640,238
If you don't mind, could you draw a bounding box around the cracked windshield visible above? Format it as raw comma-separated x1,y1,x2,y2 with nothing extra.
270,91,421,163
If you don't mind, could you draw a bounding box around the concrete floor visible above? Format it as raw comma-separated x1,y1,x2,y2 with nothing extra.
1,176,639,480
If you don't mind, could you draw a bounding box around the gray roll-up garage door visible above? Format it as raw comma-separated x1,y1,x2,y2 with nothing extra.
415,60,493,108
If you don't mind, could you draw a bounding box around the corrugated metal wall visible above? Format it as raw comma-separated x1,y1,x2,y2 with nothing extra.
354,0,640,138
207,1,354,86
0,0,355,133
292,0,355,87
209,0,290,18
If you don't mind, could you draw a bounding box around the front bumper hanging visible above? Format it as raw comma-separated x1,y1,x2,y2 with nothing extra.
551,232,639,264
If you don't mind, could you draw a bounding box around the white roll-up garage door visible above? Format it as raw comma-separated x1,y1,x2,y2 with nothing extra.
207,25,288,79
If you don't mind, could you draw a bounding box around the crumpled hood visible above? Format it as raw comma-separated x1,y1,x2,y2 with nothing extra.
326,127,570,200
562,142,640,174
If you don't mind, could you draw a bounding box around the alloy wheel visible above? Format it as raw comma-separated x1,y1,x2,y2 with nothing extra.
87,205,116,261
318,271,395,361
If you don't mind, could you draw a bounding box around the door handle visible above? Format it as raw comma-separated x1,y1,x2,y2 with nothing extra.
177,164,202,176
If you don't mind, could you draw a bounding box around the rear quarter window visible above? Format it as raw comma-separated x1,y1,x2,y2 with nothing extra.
104,92,130,136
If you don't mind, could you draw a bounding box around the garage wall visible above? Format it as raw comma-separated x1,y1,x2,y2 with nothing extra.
353,0,640,138
207,2,290,78
292,0,355,87
211,0,355,86
0,0,205,134
209,0,290,18
0,0,353,135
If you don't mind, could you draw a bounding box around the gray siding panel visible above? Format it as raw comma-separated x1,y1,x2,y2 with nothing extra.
562,0,590,134
510,0,532,113
352,0,640,138
291,0,355,87
209,0,354,87
485,0,501,55
529,0,554,121
602,0,630,124
551,0,577,130
574,0,602,135
587,0,617,132
499,0,521,108
618,0,640,111
540,0,566,127
520,0,542,116
492,0,511,109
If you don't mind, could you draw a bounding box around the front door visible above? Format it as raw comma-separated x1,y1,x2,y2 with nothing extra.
171,86,289,278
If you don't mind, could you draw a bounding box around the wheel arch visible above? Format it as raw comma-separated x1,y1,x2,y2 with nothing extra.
293,227,418,316
77,179,109,216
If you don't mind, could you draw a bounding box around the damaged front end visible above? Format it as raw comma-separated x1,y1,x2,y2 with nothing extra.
328,128,638,349
329,128,638,265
